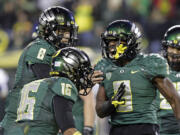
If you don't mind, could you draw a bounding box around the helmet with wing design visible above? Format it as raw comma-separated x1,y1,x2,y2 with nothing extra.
101,20,141,64
50,47,93,95
162,25,180,71
38,6,78,49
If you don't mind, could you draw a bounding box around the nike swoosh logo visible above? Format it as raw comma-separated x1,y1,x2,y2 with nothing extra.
131,70,139,74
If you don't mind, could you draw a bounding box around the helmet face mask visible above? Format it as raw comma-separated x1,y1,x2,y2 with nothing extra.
162,25,180,71
101,20,141,65
50,47,93,96
38,6,78,49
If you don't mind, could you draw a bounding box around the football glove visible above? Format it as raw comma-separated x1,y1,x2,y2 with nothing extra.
96,82,126,118
178,119,180,134
0,126,4,135
111,82,126,108
83,126,93,135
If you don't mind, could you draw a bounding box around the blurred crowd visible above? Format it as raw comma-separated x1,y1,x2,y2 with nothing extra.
0,0,180,53
0,0,180,134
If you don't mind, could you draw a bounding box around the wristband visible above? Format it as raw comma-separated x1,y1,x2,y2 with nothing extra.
83,126,93,135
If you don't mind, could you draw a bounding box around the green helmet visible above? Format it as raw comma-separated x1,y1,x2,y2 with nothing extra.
38,6,78,49
162,25,180,71
50,47,93,95
101,20,141,64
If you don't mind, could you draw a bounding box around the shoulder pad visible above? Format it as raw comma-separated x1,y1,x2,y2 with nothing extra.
24,39,56,64
51,77,78,103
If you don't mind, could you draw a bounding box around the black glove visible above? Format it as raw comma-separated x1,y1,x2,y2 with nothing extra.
111,82,126,108
178,119,180,134
0,127,4,135
83,126,93,135
96,82,126,118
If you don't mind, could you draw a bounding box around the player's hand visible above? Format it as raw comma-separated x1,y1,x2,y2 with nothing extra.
83,126,93,135
111,82,126,108
89,70,104,84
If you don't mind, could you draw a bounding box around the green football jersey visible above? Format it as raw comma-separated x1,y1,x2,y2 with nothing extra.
14,38,56,88
157,70,180,135
5,77,78,135
2,38,56,130
95,58,117,74
101,53,169,125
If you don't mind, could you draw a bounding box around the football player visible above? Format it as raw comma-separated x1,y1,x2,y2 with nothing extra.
157,25,180,135
1,6,102,135
5,47,93,135
95,20,180,135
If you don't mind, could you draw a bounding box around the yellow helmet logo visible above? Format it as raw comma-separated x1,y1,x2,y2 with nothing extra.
52,49,61,58
114,44,127,59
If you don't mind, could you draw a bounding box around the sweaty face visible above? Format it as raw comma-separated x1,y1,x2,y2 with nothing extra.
107,40,128,60
167,46,180,71
167,46,180,63
55,28,71,44
54,26,72,49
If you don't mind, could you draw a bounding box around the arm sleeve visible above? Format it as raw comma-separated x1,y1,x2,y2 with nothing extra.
53,96,75,133
31,63,51,79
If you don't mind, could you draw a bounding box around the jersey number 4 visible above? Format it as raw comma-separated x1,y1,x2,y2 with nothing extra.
113,80,133,112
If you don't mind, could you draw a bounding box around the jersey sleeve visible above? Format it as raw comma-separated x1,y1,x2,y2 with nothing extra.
51,78,78,103
143,54,169,80
95,58,118,86
25,39,56,65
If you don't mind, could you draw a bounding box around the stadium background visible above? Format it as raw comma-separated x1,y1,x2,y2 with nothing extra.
0,0,180,134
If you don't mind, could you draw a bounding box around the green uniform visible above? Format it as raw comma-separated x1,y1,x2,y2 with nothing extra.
72,98,84,132
2,38,56,131
157,70,180,135
97,53,169,126
95,58,117,74
14,38,56,88
5,77,78,135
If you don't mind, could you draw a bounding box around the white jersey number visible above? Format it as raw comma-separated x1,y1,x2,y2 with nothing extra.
16,81,41,121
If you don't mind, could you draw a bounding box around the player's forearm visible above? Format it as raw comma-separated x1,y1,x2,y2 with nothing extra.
96,100,115,118
155,77,180,119
83,92,95,127
170,95,180,119
96,85,115,118
163,78,180,119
